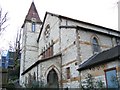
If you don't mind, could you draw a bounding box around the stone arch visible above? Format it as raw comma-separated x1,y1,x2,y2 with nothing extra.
45,65,61,81
90,34,101,45
45,65,61,88
47,69,59,88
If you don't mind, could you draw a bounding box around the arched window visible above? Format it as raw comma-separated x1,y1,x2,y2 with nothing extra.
92,37,100,54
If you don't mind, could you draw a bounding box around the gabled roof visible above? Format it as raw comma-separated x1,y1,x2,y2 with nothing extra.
22,2,42,28
37,12,120,42
78,45,120,71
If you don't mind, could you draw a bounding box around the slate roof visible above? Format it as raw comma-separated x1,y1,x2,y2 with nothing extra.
78,45,120,71
22,2,42,28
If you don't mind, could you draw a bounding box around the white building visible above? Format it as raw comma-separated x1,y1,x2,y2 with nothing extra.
20,2,120,88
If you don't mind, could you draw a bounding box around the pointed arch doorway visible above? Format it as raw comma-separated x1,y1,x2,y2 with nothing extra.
47,69,59,88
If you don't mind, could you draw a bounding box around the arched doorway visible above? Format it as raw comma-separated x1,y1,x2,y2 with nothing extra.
47,69,59,88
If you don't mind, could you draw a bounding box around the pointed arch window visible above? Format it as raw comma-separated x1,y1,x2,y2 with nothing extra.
47,69,59,88
92,37,100,54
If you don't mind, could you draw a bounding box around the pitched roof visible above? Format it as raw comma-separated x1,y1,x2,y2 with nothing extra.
78,45,120,71
21,53,62,75
37,12,120,42
22,2,42,28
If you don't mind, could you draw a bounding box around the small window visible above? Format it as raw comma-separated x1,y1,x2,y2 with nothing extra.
92,37,100,54
50,45,53,57
66,67,70,79
25,76,28,84
44,24,50,38
28,73,32,85
116,38,120,45
33,72,36,81
42,44,54,59
32,22,35,32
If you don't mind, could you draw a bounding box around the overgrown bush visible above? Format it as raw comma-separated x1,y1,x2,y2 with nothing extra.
6,82,15,90
81,73,105,90
96,80,105,89
82,73,96,89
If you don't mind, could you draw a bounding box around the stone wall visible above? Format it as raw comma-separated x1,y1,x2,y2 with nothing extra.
20,21,41,86
20,12,120,88
80,60,120,88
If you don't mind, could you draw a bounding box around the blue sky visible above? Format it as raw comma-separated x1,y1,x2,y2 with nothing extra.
0,0,119,50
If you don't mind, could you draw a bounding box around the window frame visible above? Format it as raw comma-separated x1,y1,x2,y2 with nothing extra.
32,22,35,32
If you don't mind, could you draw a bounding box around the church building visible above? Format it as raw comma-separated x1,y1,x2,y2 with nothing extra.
19,2,120,88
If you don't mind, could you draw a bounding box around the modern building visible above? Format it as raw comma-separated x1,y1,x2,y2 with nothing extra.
6,50,16,68
1,56,6,68
19,2,120,88
0,50,7,68
0,51,8,88
0,50,16,69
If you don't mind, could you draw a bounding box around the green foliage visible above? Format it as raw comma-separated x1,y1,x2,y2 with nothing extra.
96,79,105,89
82,73,105,89
7,54,20,83
82,73,96,89
8,66,20,81
6,82,15,89
25,80,48,89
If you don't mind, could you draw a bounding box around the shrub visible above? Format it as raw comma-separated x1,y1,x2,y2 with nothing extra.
81,73,105,90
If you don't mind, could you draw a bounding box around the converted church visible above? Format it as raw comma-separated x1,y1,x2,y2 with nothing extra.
19,2,120,88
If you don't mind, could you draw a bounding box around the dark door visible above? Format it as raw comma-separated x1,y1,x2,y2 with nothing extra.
47,69,59,88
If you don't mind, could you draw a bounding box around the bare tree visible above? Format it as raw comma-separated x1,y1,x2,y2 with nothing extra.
0,7,8,35
15,29,22,60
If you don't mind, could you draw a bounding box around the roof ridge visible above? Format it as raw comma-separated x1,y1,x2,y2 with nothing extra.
46,12,118,31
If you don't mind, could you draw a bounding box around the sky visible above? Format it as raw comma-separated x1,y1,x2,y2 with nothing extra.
0,0,119,50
